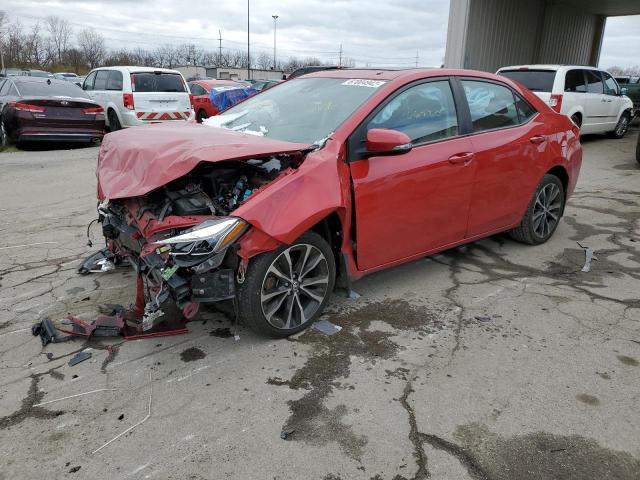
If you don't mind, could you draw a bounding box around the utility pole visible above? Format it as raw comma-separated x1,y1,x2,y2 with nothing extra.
415,50,419,68
247,0,250,80
272,15,278,71
339,44,342,67
218,29,222,64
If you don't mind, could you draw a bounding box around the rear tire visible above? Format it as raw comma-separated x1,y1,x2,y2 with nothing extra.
608,112,630,139
510,174,565,245
108,110,122,132
237,231,336,338
197,109,208,123
0,117,9,147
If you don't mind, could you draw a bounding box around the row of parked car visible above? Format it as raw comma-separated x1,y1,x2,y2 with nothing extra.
0,65,279,145
0,63,637,148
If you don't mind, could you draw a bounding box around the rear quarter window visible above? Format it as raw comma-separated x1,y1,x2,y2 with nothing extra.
132,73,186,93
498,70,556,92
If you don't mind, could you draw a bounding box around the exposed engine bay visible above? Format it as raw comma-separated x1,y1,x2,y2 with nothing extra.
95,154,301,333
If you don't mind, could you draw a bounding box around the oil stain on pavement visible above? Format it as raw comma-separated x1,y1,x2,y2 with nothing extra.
180,347,206,362
444,423,640,480
267,299,444,460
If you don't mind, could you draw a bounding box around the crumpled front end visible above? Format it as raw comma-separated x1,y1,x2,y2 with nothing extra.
97,154,299,330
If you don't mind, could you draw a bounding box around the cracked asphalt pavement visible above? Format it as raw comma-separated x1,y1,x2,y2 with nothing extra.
1,128,639,479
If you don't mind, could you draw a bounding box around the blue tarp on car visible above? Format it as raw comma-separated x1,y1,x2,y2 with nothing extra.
210,86,257,113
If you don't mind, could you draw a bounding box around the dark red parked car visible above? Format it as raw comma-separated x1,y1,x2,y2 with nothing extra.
95,68,582,337
188,79,244,122
0,77,105,145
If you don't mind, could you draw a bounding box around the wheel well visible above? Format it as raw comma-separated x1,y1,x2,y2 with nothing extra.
546,165,569,196
570,112,582,126
309,212,345,287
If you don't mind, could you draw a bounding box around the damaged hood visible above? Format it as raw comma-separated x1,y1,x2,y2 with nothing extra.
97,123,311,199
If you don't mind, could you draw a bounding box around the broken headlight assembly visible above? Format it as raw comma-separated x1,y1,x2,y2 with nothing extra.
157,217,248,268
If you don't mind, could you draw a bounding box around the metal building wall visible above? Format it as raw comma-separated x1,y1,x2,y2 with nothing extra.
444,0,607,72
537,4,606,66
463,0,544,72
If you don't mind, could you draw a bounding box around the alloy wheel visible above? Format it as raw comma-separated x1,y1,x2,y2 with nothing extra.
260,243,330,330
532,183,562,238
616,115,629,137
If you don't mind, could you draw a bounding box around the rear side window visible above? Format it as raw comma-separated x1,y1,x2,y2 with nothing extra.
14,80,88,97
514,93,536,123
462,80,520,132
93,70,109,90
132,73,186,93
83,71,97,91
585,70,604,94
564,70,586,92
106,71,123,91
367,80,459,144
189,84,207,95
498,69,556,92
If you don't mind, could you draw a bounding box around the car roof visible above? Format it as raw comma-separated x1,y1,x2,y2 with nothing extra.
91,66,183,74
498,64,602,72
302,67,507,83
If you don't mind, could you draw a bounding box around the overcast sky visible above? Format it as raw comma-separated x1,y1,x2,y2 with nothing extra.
3,0,639,69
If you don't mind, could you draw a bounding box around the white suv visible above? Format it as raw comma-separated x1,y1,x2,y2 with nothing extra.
82,66,194,130
497,65,633,138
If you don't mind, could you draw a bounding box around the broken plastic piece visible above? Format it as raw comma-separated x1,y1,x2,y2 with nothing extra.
78,247,129,275
577,242,597,273
32,318,71,346
312,319,342,336
69,350,92,366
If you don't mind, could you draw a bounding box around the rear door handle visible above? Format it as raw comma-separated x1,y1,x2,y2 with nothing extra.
448,152,475,165
530,135,546,145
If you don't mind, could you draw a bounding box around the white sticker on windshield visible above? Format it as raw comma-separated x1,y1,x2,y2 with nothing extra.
342,79,385,88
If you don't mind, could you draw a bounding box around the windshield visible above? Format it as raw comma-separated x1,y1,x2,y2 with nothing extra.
498,69,556,92
212,77,386,143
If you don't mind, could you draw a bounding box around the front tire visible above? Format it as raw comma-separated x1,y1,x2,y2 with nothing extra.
510,174,565,245
609,112,630,139
237,231,336,337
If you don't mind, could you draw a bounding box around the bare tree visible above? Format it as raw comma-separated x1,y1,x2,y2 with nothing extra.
77,29,105,69
0,10,7,70
256,51,272,70
25,22,45,66
46,15,72,64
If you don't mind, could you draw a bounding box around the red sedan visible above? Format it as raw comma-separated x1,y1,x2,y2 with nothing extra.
188,79,244,122
95,68,582,337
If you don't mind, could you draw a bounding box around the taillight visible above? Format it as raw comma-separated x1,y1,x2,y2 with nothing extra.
123,93,135,110
9,101,46,113
549,94,563,113
189,93,194,107
82,106,104,114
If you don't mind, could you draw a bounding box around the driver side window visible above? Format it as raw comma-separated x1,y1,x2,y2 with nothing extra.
367,80,459,144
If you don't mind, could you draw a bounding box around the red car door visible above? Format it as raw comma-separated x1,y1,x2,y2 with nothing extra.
458,79,547,237
349,79,476,270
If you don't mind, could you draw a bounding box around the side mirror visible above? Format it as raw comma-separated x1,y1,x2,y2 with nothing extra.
366,128,413,156
620,87,628,96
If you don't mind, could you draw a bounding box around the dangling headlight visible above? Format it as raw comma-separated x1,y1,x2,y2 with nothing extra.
156,217,248,267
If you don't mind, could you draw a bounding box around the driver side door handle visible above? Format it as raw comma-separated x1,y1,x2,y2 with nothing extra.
530,135,546,145
448,152,475,165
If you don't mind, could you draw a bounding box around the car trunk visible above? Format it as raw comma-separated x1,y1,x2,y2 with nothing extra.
131,72,192,121
18,97,104,129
